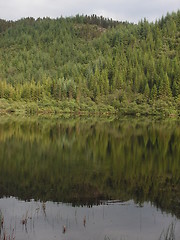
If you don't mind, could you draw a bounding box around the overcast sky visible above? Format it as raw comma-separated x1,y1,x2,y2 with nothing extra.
0,0,179,23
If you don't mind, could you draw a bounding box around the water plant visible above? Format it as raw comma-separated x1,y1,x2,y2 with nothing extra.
159,222,176,240
0,211,15,240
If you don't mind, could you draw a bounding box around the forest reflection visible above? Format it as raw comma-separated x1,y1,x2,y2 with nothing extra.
0,116,179,218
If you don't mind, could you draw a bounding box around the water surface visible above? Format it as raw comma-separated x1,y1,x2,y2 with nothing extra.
0,116,180,239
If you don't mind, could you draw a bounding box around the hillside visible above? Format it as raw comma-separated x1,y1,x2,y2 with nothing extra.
0,12,179,115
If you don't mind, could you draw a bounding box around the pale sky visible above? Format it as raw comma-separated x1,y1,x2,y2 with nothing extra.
0,0,179,23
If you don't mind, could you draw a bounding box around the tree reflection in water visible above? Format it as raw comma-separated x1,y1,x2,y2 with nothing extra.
0,116,179,218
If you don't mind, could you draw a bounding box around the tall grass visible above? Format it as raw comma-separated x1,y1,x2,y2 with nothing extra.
0,210,15,240
159,222,176,240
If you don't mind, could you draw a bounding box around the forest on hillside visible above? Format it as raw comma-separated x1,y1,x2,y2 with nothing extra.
0,12,179,115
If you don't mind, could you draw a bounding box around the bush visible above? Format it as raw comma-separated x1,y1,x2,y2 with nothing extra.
26,102,39,114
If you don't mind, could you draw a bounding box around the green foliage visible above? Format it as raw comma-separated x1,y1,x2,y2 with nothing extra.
0,11,179,115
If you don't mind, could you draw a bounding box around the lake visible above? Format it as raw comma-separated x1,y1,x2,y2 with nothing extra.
0,116,180,240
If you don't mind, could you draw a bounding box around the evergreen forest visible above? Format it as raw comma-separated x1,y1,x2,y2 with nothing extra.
0,11,180,116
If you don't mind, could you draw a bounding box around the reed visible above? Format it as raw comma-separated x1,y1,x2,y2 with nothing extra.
0,211,15,240
159,222,176,240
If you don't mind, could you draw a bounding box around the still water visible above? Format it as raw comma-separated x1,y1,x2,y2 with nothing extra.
0,116,180,240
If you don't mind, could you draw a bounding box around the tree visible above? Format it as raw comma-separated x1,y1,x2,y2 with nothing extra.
151,84,157,101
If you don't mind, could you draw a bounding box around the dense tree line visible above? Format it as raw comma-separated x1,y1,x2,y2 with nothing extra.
0,12,179,115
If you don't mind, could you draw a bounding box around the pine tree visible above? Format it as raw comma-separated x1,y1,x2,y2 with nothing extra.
151,84,157,101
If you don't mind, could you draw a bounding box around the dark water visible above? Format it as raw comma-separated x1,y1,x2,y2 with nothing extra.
0,116,180,240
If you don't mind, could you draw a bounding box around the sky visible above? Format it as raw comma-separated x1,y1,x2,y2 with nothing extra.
0,0,179,23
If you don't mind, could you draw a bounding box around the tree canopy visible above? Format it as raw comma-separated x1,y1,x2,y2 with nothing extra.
0,12,179,115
